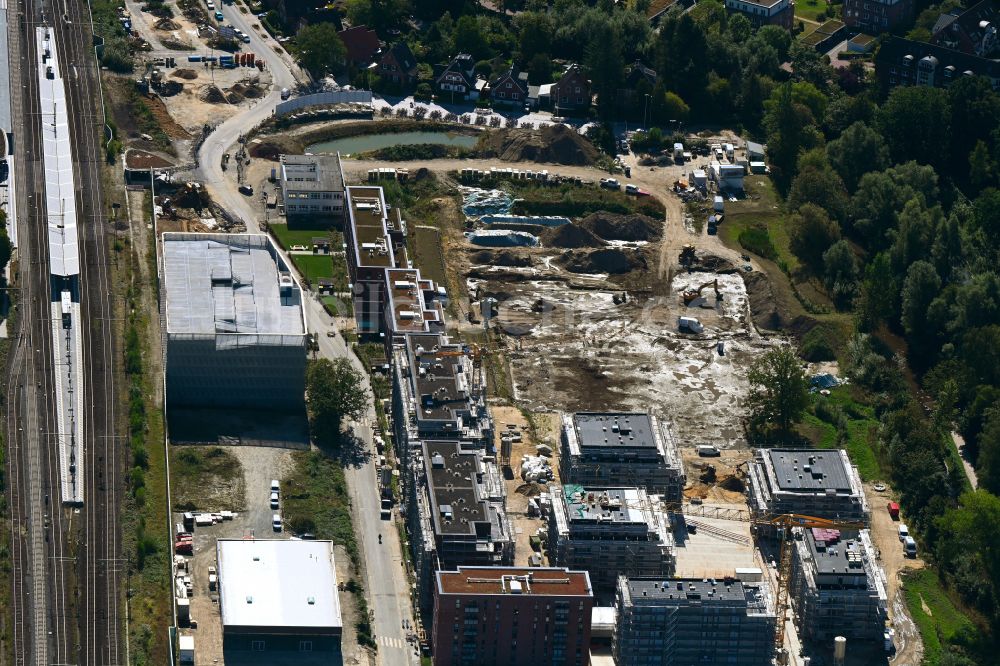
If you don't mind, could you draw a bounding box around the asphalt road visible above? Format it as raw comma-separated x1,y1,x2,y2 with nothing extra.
304,295,420,665
196,2,304,232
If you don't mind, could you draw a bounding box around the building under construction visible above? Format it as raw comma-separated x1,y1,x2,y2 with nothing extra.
613,576,776,666
560,412,685,501
391,332,492,451
791,528,888,642
747,449,869,523
548,485,674,594
407,439,514,623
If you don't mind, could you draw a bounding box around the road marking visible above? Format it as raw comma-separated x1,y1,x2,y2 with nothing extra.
377,636,408,649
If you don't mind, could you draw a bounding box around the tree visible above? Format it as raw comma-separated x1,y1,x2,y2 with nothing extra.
901,261,942,354
728,13,751,43
453,15,488,60
825,121,889,192
787,162,849,224
970,140,997,192
745,347,810,442
823,240,859,309
662,91,690,122
789,203,840,269
526,52,552,85
345,0,409,32
294,23,346,76
586,26,625,120
305,358,369,447
763,82,825,190
878,85,951,170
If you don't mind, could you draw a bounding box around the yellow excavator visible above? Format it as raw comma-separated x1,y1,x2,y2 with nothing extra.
682,278,722,305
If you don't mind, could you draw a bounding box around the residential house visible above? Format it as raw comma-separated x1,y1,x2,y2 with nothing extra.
724,0,795,30
377,42,418,88
932,0,1000,57
551,63,591,115
875,36,1000,91
489,67,528,106
435,53,478,101
842,0,914,33
338,26,380,69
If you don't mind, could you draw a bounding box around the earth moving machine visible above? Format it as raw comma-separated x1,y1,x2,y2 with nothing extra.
679,244,697,269
682,278,723,305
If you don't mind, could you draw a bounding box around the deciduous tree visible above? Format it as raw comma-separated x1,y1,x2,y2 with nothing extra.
745,347,810,443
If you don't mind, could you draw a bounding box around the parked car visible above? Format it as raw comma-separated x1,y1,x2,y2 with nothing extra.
897,524,909,541
903,536,918,558
272,514,282,532
599,177,620,190
697,444,721,457
270,492,279,509
887,501,900,520
215,10,224,20
270,479,280,493
238,184,253,196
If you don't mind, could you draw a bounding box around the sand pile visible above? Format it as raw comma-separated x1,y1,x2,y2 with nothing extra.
171,68,198,80
200,85,227,103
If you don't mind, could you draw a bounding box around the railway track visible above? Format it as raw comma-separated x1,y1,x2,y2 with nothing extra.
4,0,123,662
47,0,125,662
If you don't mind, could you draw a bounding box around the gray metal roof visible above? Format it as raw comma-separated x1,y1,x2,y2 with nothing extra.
163,233,305,336
217,539,342,632
767,450,851,492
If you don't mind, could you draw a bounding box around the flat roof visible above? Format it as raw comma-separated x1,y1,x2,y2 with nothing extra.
386,268,432,333
437,567,593,597
625,577,749,603
805,529,869,576
425,440,492,536
406,333,471,422
767,449,851,492
561,486,652,525
346,186,395,268
572,413,656,449
163,233,305,336
217,539,342,633
279,153,344,193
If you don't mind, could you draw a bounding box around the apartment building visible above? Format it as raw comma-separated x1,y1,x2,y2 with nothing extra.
613,576,776,666
548,486,674,593
747,449,869,524
559,412,685,501
433,567,594,666
278,154,345,217
842,0,914,33
724,0,795,30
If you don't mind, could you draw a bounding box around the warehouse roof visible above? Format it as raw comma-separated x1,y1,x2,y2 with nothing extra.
163,233,305,336
217,539,342,633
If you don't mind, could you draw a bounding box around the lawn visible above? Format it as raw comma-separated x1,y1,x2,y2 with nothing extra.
799,386,881,480
902,569,977,665
291,254,334,284
795,0,836,22
269,223,332,250
722,176,800,272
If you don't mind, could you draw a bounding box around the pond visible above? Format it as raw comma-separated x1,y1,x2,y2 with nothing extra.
307,130,479,155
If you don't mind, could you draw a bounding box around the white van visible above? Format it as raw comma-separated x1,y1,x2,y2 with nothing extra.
903,536,917,558
897,524,909,542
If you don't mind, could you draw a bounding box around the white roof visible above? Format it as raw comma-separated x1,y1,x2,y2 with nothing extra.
217,539,342,632
37,28,79,276
538,83,554,95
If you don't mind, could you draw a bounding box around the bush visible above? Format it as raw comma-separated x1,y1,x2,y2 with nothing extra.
800,327,837,361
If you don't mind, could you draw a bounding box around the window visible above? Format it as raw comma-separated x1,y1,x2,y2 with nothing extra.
299,641,313,652
252,640,265,651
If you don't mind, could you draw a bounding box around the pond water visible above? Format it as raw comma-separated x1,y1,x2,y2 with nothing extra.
307,130,479,155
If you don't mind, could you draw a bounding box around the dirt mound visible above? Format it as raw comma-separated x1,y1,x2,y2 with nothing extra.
171,68,198,80
557,248,647,275
580,212,662,242
540,223,606,248
226,90,245,104
154,18,181,30
719,475,745,492
199,85,227,103
470,250,533,267
243,84,264,99
744,270,786,331
249,141,283,161
480,124,599,165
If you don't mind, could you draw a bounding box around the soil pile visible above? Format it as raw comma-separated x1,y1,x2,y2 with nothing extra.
744,270,785,331
249,141,283,161
479,124,599,165
154,18,181,30
470,250,533,267
226,89,245,104
557,248,647,274
540,223,606,248
171,68,198,80
580,212,662,242
200,85,227,103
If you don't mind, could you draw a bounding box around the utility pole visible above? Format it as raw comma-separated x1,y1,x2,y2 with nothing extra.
644,93,651,131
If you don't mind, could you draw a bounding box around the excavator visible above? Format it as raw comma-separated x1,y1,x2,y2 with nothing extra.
682,278,723,305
